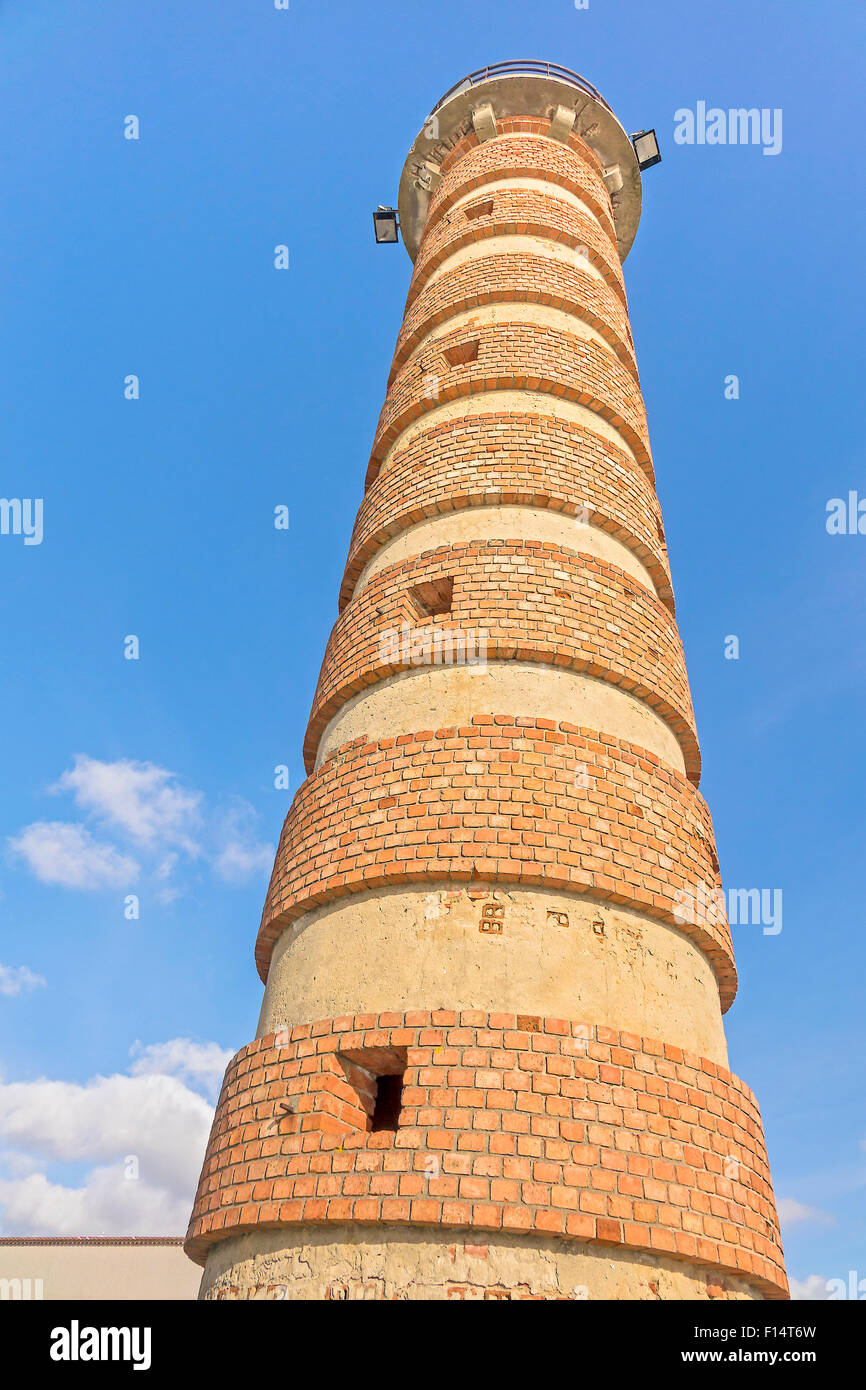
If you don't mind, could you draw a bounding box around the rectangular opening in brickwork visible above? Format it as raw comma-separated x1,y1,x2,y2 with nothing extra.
464,199,494,220
409,575,453,618
442,338,479,368
371,1073,404,1132
337,1045,407,1133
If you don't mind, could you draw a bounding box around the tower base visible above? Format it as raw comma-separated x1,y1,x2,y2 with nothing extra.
184,1013,788,1301
198,1225,767,1301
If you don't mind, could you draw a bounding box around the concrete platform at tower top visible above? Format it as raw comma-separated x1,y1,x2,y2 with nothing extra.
398,62,643,262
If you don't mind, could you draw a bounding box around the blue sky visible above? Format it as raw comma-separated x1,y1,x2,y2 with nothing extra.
0,0,863,1296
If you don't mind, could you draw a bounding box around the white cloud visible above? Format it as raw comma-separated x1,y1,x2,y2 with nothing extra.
7,822,138,890
0,1166,192,1237
53,755,202,854
10,757,275,899
0,1042,227,1237
0,964,46,997
0,1149,46,1178
777,1197,835,1229
0,1073,211,1190
789,1274,832,1301
213,801,273,885
214,838,273,883
129,1038,232,1099
155,853,178,880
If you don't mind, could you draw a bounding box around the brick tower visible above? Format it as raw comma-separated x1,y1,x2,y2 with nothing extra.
186,63,787,1301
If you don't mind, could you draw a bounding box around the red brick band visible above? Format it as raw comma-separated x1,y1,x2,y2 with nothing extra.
369,322,652,487
429,132,617,251
439,117,609,183
308,542,696,777
390,252,637,385
407,186,627,314
184,1012,786,1299
259,721,732,998
439,115,608,176
342,414,673,614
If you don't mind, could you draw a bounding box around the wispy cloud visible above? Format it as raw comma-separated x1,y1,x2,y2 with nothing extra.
212,801,273,885
129,1038,231,1096
789,1274,833,1301
0,963,46,997
8,757,274,900
777,1197,836,1230
52,755,202,855
8,822,139,891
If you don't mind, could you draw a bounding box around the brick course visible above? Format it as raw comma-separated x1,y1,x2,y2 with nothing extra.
429,131,617,250
406,186,628,315
369,320,652,487
307,543,697,777
184,1013,786,1300
342,413,673,613
392,251,637,383
257,720,733,1001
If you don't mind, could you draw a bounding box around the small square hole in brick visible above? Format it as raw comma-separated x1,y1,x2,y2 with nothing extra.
337,1045,407,1133
464,199,494,221
442,338,479,368
409,575,453,617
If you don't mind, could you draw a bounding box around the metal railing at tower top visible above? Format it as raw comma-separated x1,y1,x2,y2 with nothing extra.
429,61,613,116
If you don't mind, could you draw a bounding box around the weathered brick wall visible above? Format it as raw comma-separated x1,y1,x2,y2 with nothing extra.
393,254,636,380
306,548,697,776
257,720,731,997
342,415,672,612
369,321,652,485
186,1013,786,1299
406,186,627,313
431,129,618,244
